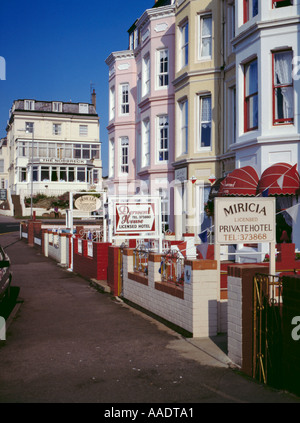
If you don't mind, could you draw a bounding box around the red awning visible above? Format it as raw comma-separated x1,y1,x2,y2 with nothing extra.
218,166,259,196
257,163,300,196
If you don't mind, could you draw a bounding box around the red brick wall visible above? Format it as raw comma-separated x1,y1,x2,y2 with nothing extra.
107,246,121,296
73,238,111,281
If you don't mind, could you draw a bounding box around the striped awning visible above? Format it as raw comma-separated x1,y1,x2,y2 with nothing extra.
257,163,300,196
218,166,259,197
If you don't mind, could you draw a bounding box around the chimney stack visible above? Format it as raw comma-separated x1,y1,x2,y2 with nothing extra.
91,89,96,109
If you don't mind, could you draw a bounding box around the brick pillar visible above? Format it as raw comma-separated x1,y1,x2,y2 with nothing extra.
227,264,268,375
27,220,42,246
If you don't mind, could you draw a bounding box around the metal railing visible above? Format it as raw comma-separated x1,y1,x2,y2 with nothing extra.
79,228,104,243
133,243,150,275
160,249,185,287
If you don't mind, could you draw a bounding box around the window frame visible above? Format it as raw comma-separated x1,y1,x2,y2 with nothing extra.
198,14,212,61
142,54,150,97
79,124,88,137
25,122,34,134
272,49,294,125
120,83,130,115
142,119,150,168
244,58,258,132
178,98,188,156
120,137,129,175
272,0,293,8
179,21,189,69
243,0,258,23
109,86,115,120
109,138,115,178
53,123,62,136
24,100,35,111
52,102,62,112
198,94,212,150
157,49,169,89
157,115,169,163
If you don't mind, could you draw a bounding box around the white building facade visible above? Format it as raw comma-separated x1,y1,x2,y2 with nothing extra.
6,98,103,198
232,0,300,250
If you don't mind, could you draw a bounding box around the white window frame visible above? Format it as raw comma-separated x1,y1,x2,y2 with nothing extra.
109,138,115,178
157,49,169,89
120,137,129,175
79,103,89,114
24,100,35,111
198,14,212,60
142,55,150,97
158,186,169,229
53,123,62,136
52,102,62,112
25,122,34,134
109,86,115,120
120,83,130,115
179,21,189,69
142,119,150,168
198,94,212,151
178,98,188,156
157,115,169,163
79,125,88,137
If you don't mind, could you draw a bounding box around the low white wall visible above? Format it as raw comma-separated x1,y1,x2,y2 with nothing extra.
44,231,68,266
123,251,220,338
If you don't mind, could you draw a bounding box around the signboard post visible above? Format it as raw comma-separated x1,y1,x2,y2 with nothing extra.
66,191,107,272
108,196,163,253
214,197,276,333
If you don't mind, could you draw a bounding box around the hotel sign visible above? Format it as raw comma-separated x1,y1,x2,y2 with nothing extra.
114,202,156,235
75,195,101,212
39,158,87,164
215,198,276,244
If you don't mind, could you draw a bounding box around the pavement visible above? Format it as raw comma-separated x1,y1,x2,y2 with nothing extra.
0,217,299,405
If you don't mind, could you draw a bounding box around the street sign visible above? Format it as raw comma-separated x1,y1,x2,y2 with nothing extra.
0,189,7,201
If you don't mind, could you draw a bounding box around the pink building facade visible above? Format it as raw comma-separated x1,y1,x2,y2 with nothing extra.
106,1,176,232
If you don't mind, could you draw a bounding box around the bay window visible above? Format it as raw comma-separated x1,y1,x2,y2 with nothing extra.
142,55,150,96
273,50,294,125
199,15,212,60
179,21,189,68
178,99,188,155
158,115,169,162
142,119,150,167
158,49,169,88
244,0,258,23
120,137,129,174
199,95,212,149
244,59,258,132
120,84,130,115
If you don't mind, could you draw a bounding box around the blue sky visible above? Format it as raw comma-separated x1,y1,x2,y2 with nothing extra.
0,0,154,176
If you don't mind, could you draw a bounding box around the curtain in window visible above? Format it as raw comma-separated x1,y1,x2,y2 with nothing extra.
201,96,212,147
274,52,293,120
201,17,212,57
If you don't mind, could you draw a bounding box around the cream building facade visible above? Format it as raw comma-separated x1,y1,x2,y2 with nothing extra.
6,97,103,198
173,0,226,239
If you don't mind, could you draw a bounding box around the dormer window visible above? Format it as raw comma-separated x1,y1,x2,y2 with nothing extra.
52,102,62,112
79,103,89,114
24,100,35,111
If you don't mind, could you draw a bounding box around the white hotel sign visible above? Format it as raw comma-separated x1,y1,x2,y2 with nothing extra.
215,198,276,245
115,202,156,235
